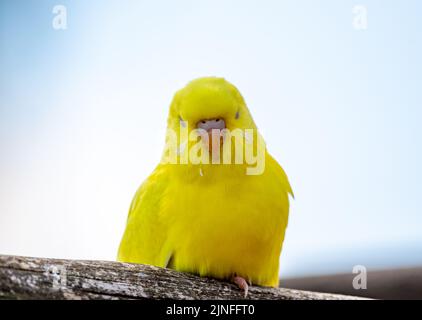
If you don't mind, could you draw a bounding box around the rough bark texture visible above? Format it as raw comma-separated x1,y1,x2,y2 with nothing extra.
0,255,364,300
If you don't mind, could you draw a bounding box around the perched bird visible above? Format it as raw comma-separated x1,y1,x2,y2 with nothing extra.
118,77,293,296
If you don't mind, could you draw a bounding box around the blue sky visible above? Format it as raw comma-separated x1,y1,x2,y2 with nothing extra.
0,0,421,277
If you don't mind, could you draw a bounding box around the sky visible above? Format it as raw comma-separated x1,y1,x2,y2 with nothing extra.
0,0,421,278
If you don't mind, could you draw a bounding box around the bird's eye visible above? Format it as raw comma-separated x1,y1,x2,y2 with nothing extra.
215,118,220,122
201,120,206,124
235,111,240,119
179,115,186,127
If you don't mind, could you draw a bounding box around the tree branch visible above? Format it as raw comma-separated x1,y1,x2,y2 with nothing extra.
0,255,365,300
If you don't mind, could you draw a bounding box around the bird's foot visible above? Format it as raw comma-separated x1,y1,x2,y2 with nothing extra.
232,275,249,298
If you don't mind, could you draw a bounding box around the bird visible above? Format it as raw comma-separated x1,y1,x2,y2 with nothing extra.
118,77,293,297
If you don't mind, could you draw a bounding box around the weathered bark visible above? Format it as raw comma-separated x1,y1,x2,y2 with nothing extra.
0,255,365,300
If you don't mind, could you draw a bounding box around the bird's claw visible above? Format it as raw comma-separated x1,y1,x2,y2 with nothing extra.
233,276,249,298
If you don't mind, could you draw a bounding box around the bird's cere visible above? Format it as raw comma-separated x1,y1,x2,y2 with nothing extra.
161,123,266,175
197,118,226,132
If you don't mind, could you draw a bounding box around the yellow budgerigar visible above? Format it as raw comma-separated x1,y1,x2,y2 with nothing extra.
118,77,293,295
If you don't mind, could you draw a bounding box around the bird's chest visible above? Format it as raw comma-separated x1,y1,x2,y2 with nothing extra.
162,176,286,272
168,178,275,237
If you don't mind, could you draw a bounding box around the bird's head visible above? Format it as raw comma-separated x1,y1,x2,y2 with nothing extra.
167,77,256,132
162,77,266,176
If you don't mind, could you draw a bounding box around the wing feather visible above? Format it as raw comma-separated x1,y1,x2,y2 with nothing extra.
117,165,172,267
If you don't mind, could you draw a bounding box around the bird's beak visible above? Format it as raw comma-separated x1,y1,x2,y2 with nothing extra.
197,118,226,158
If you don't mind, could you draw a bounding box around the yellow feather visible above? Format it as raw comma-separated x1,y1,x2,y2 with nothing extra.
118,77,292,287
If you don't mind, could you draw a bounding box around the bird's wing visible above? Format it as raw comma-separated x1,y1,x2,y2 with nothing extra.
117,165,173,267
267,153,294,198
